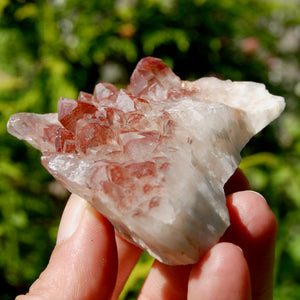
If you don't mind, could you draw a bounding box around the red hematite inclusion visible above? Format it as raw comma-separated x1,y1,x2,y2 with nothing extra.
39,57,178,208
50,57,180,161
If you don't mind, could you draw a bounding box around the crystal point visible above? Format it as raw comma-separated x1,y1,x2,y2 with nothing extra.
7,57,285,265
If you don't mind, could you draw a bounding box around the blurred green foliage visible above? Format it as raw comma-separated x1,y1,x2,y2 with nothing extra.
0,0,300,298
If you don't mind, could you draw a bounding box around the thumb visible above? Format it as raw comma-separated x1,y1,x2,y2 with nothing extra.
16,194,118,300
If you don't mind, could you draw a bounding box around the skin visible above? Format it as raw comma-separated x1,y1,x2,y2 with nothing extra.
16,170,277,300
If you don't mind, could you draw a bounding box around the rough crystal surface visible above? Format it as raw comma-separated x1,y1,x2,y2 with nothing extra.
7,57,285,265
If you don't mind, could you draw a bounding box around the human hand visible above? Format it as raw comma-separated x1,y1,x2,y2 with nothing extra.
16,170,277,300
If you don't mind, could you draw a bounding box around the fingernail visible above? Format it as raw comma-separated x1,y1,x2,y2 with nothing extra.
247,190,267,202
56,194,87,245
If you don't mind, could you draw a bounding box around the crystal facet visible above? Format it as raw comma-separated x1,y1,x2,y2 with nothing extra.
7,57,285,265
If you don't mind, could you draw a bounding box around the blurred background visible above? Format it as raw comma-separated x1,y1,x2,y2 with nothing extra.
0,0,300,298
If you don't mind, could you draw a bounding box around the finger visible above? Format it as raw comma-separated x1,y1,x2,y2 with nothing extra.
111,234,143,300
222,191,277,300
224,168,250,196
188,242,251,300
16,194,118,300
138,261,192,300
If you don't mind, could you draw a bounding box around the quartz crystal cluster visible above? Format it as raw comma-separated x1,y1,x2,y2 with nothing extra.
7,57,285,265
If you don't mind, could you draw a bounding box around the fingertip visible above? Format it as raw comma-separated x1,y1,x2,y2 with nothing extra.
138,260,191,300
56,194,87,245
190,243,246,279
188,242,251,300
226,190,277,240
